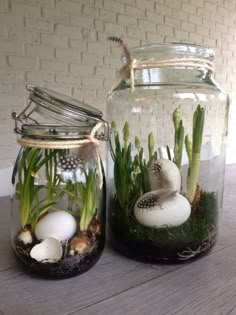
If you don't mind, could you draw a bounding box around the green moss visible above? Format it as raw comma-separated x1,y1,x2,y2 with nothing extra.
109,191,217,248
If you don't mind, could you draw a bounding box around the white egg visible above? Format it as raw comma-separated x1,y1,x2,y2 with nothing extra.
35,211,77,241
30,237,63,263
134,190,191,228
148,159,181,192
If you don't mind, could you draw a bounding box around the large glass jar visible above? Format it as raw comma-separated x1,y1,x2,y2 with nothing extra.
11,86,108,278
107,43,229,263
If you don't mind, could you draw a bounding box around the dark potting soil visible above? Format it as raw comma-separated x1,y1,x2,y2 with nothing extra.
110,234,217,264
14,235,105,279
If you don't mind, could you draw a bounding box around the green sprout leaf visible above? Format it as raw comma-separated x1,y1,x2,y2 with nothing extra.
173,106,181,130
135,136,141,152
110,122,155,213
173,107,184,170
79,169,98,231
148,132,155,161
186,105,205,202
185,134,192,168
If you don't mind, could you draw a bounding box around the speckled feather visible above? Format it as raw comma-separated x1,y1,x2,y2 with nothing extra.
152,161,162,175
148,159,181,193
58,155,82,171
107,36,133,64
137,190,177,211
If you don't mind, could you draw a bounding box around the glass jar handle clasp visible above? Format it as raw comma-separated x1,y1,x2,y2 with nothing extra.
94,119,110,141
11,101,39,134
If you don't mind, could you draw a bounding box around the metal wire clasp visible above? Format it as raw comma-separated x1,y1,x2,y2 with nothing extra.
11,100,39,134
94,119,110,141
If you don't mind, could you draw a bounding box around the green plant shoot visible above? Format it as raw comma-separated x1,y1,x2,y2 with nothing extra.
16,148,42,228
16,148,67,229
123,121,129,155
186,105,205,202
110,122,157,213
148,133,155,161
173,106,184,170
79,169,98,231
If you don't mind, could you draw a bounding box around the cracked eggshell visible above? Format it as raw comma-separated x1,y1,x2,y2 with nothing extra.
35,211,77,241
148,159,181,192
30,237,63,263
134,190,191,228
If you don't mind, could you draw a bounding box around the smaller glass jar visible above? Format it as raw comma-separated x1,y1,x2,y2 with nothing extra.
11,86,108,278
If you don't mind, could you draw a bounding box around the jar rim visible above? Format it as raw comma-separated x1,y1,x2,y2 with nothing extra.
21,124,94,140
128,42,215,61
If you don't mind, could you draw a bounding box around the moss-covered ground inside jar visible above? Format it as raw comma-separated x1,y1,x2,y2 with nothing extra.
109,191,218,262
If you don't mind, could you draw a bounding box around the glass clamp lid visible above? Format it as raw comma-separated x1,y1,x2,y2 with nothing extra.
11,85,109,140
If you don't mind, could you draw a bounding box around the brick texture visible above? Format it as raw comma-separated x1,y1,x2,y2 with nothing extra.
0,0,236,167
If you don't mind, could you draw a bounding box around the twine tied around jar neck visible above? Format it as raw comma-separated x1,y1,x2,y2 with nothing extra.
17,122,103,149
17,122,104,189
108,37,215,94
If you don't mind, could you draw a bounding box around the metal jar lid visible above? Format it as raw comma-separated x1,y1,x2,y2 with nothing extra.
12,85,108,140
29,86,103,125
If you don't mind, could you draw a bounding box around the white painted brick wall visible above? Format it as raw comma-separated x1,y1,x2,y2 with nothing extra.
0,0,236,168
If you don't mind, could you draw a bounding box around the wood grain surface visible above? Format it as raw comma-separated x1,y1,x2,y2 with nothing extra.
0,165,235,315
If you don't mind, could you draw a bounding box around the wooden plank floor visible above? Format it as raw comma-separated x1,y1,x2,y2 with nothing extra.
0,165,236,315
